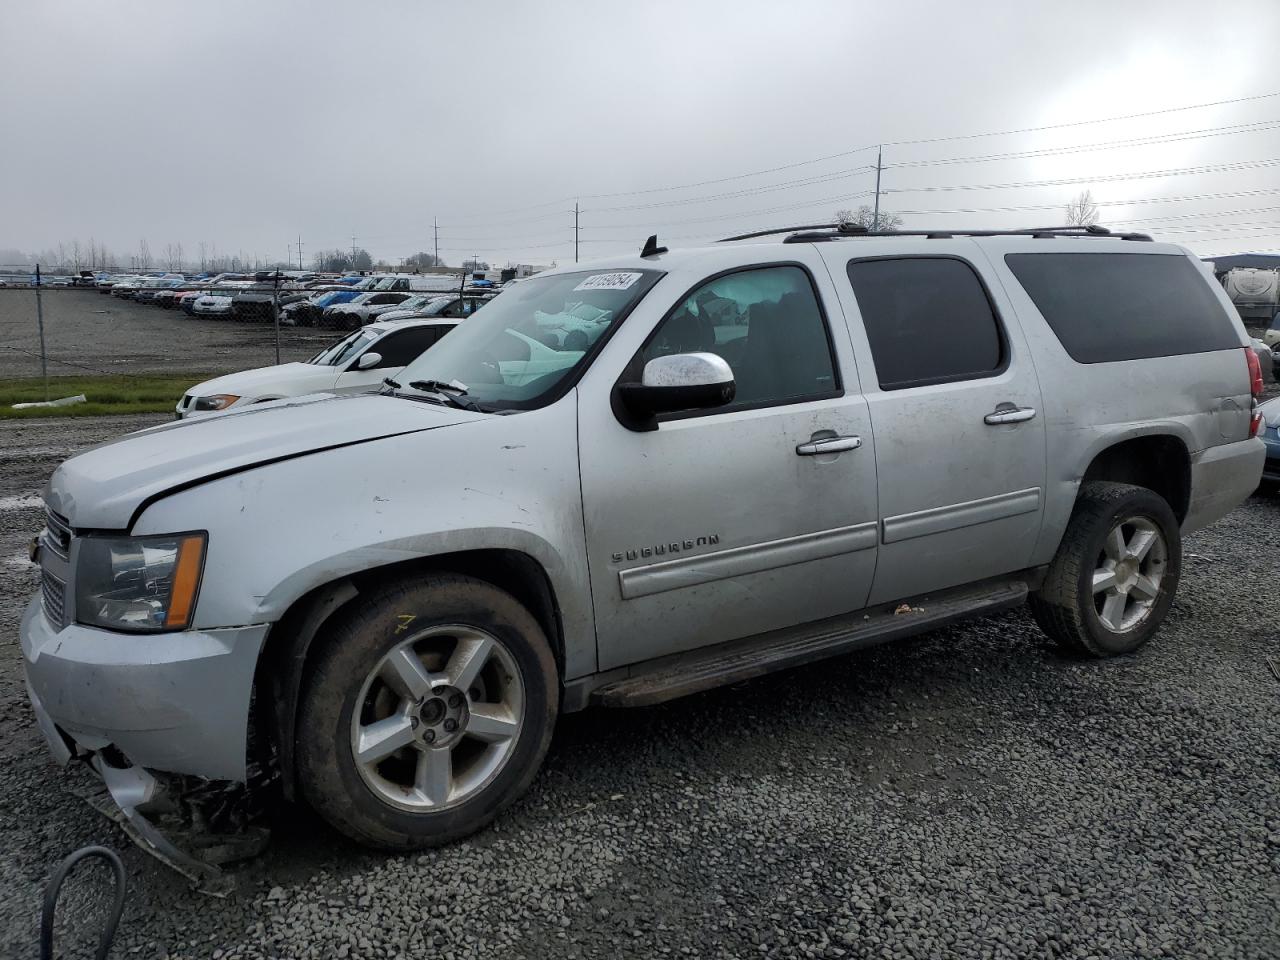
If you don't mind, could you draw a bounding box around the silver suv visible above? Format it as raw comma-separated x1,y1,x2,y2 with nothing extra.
21,225,1264,853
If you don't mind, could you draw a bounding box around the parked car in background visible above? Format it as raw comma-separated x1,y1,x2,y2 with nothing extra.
192,292,237,317
323,291,413,329
97,274,130,293
175,317,458,417
1257,396,1280,485
135,278,187,303
375,293,494,323
279,289,363,327
326,292,442,327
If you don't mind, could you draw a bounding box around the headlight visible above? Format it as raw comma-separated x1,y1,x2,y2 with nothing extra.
193,394,239,411
75,533,207,632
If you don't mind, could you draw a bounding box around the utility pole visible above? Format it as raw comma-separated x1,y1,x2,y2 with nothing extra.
433,217,439,267
872,145,883,231
296,234,304,270
574,201,579,263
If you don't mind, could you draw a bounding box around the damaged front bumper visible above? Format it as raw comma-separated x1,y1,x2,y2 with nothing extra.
20,596,268,782
20,597,275,891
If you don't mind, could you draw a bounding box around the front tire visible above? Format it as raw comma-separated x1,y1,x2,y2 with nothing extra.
1030,481,1181,657
296,573,558,850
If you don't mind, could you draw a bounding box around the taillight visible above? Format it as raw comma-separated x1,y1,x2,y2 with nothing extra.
1247,347,1264,437
1246,346,1264,397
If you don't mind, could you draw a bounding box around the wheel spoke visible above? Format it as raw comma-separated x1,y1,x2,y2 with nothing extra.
1130,575,1160,602
379,647,434,701
1100,590,1127,630
466,703,519,743
1091,568,1118,594
1104,526,1127,561
1126,528,1158,562
447,635,495,692
355,714,416,766
414,747,453,805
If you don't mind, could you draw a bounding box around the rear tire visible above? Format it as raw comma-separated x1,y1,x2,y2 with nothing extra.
1030,481,1181,657
296,573,558,851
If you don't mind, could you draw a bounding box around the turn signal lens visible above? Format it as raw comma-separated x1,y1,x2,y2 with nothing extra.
165,536,206,629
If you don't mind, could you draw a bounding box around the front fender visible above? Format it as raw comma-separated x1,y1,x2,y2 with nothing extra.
132,398,596,678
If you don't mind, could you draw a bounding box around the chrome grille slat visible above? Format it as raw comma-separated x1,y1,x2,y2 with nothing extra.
41,568,67,631
44,507,71,560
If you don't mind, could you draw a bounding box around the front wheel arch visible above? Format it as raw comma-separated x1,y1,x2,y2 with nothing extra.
254,549,564,802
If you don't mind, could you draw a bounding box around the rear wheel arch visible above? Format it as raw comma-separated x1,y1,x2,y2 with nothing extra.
1080,433,1191,523
253,549,565,801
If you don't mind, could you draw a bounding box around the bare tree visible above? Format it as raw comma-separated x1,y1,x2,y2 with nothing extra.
1065,190,1100,226
163,242,184,271
835,205,903,231
70,240,83,272
138,239,152,271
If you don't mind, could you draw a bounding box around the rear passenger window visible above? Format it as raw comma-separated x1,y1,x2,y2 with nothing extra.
846,258,1004,390
1004,252,1239,363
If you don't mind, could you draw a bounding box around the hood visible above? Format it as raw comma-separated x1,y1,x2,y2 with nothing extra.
47,394,485,530
188,362,329,397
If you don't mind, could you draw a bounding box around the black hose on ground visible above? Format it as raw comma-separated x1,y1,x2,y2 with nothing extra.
40,845,127,960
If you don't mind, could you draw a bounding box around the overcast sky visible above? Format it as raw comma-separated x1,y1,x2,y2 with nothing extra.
2,0,1278,270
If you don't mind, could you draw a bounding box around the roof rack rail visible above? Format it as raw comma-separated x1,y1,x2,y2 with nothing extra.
720,223,1153,243
720,223,869,242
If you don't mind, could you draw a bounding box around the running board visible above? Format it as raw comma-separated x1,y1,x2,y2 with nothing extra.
589,577,1028,708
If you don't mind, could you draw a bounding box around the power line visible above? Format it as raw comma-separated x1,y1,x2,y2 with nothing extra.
882,89,1280,147
889,187,1280,218
883,157,1280,196
881,119,1280,170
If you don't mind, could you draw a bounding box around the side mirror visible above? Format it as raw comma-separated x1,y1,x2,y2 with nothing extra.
616,352,735,429
355,351,382,371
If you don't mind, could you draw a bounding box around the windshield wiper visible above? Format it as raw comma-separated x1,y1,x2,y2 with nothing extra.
381,377,402,392
409,378,468,395
406,379,485,412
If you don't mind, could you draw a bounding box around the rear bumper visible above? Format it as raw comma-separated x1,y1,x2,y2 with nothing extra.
20,596,268,782
1184,437,1265,534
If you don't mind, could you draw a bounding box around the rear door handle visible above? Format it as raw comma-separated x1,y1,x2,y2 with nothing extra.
796,436,862,456
984,405,1037,425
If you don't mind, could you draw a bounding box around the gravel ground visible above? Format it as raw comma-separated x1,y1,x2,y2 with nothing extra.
0,290,333,379
1,414,1278,959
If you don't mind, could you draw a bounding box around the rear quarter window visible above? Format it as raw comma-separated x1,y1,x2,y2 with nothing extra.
1004,252,1239,363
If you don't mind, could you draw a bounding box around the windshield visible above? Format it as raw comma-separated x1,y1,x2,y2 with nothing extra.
414,297,453,316
308,329,379,366
394,268,661,411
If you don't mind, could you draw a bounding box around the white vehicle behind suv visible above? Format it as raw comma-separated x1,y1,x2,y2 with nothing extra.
176,318,458,417
21,225,1263,858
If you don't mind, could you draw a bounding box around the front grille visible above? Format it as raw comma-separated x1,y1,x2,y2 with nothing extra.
42,567,67,630
43,507,71,560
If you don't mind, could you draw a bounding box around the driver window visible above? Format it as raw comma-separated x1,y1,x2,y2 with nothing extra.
641,265,838,409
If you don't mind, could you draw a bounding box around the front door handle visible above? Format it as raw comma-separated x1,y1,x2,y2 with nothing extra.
984,405,1037,425
796,435,862,456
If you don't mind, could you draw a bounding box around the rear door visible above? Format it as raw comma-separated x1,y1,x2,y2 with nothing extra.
821,243,1047,604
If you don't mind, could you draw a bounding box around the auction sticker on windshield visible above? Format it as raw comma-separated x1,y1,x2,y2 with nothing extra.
574,272,643,292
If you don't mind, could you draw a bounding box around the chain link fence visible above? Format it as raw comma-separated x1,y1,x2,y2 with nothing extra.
0,267,488,391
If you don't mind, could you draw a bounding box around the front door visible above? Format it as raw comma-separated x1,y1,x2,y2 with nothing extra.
579,262,880,671
826,247,1047,604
